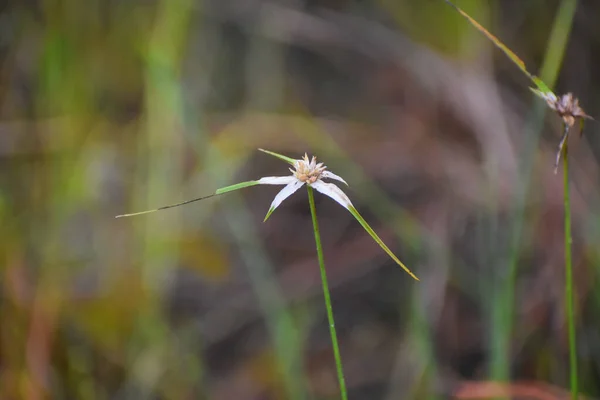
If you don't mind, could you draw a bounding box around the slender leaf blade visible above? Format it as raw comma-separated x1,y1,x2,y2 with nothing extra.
532,77,553,95
116,180,261,218
263,206,276,222
443,0,555,96
348,206,419,280
258,148,296,165
215,180,261,194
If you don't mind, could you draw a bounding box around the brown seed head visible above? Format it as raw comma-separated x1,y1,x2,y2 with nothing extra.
545,92,592,127
292,153,327,184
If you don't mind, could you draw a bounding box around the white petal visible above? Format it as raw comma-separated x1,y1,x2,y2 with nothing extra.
310,180,353,210
264,179,305,220
258,176,297,185
321,170,348,186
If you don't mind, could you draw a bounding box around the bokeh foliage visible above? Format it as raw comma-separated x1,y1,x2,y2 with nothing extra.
1,0,599,398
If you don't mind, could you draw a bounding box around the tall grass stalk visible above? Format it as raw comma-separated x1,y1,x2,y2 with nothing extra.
438,2,580,387
307,186,348,400
489,0,579,385
562,143,578,399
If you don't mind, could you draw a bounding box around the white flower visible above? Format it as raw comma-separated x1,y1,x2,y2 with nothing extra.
257,149,351,221
116,148,419,280
255,149,418,280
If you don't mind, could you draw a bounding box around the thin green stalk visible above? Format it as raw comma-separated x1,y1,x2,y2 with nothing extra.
490,0,579,384
307,186,348,400
563,142,578,399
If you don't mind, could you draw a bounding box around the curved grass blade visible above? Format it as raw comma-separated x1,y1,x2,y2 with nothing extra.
258,148,297,165
348,206,419,281
442,0,554,96
115,180,261,218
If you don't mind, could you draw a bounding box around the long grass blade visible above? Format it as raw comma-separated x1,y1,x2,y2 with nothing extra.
442,0,554,95
348,206,419,280
116,180,261,218
258,148,297,165
215,180,262,194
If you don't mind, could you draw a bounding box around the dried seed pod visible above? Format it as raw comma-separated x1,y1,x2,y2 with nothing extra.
543,93,594,173
542,92,593,128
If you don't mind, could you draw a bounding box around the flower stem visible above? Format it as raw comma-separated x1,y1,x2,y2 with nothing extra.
563,141,578,399
307,186,348,400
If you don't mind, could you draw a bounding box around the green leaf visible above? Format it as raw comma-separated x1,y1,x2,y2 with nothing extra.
348,206,419,280
258,148,296,165
532,77,554,96
215,180,261,194
116,180,261,218
263,206,276,222
443,0,555,96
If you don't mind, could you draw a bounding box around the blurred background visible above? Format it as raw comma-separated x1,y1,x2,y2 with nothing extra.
1,0,600,398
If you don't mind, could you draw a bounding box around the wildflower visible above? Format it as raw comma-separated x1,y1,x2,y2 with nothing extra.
255,149,417,279
116,148,418,280
257,150,351,221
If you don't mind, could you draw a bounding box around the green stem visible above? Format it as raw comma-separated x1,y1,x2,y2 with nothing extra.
563,142,578,399
307,186,348,400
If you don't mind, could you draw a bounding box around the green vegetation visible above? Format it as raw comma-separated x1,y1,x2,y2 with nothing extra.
0,0,597,398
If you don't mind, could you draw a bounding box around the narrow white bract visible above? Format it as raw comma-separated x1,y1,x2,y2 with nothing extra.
258,152,352,221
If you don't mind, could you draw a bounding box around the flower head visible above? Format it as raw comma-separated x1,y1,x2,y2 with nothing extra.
115,148,419,280
257,149,350,221
293,154,327,184
540,92,592,128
